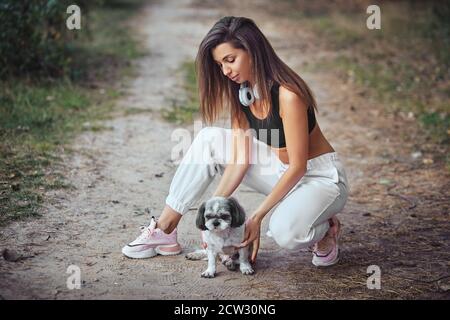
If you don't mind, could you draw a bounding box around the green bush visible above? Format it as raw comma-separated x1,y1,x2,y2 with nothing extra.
0,0,98,79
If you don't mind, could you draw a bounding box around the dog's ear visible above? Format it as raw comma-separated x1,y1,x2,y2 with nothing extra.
196,202,207,230
228,197,246,228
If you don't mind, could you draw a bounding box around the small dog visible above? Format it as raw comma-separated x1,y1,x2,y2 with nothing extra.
185,196,254,278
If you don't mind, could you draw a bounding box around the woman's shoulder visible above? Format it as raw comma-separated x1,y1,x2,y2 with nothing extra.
278,84,298,100
278,84,306,108
279,84,306,118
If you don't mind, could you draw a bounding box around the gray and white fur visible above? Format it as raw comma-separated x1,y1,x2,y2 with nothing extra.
185,196,254,278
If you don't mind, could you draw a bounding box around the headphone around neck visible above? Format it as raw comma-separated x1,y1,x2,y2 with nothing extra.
239,82,260,107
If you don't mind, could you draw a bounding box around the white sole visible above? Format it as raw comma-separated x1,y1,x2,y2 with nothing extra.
122,246,157,259
122,244,181,259
312,249,340,267
155,244,182,256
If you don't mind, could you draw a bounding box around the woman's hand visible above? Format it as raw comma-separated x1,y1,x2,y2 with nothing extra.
201,231,207,249
238,214,262,263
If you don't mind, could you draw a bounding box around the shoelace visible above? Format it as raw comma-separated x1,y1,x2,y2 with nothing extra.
136,224,158,241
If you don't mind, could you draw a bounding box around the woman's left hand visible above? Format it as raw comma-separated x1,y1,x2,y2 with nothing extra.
238,214,262,263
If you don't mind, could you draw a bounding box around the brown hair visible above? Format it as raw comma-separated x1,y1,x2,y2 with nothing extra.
196,16,318,127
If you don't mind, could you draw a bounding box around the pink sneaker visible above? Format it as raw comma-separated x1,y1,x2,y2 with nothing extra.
122,216,182,259
312,217,341,267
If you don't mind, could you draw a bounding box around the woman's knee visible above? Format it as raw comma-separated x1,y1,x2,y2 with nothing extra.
196,126,226,142
190,127,224,153
271,230,298,250
269,215,328,250
191,126,230,164
268,218,301,250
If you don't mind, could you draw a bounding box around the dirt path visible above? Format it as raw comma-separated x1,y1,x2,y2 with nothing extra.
1,0,448,300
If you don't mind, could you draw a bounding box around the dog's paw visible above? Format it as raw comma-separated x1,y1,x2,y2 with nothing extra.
223,258,238,271
219,254,237,271
201,269,216,278
185,249,207,261
240,263,254,275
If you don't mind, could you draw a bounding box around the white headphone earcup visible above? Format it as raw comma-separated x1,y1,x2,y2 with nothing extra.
239,85,254,106
238,87,246,106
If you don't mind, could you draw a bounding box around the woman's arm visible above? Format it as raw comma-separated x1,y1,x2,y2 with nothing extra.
252,86,310,222
252,166,305,221
213,114,252,197
213,163,249,197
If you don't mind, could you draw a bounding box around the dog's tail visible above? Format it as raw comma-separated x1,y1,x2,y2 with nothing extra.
185,249,208,261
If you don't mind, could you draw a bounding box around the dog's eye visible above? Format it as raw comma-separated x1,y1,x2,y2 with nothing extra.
205,214,214,219
220,214,230,220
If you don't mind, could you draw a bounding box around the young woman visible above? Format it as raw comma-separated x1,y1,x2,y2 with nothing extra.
122,16,350,267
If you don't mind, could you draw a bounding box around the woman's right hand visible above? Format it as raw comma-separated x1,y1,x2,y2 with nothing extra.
201,231,207,249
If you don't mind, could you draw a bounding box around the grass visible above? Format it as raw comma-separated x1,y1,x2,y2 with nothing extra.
0,0,147,226
289,11,364,50
161,61,200,124
283,1,449,166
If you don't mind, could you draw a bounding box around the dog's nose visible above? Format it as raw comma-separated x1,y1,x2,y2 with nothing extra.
213,221,220,227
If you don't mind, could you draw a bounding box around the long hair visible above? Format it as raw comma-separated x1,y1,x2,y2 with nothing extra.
196,16,318,127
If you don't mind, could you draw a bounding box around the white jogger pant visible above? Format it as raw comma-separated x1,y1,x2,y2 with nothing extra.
165,126,350,250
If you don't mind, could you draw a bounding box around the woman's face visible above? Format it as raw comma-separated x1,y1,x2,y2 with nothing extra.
211,42,253,84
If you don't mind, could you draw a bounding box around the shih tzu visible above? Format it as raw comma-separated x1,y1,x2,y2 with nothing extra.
185,196,254,278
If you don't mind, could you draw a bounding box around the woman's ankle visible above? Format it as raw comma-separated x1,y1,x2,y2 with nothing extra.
155,205,182,234
156,220,175,234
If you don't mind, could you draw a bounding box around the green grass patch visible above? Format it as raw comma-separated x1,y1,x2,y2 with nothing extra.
161,61,200,124
288,11,364,50
282,1,449,167
66,2,147,84
0,0,147,226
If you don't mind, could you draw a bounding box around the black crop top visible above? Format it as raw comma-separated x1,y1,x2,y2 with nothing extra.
240,82,316,148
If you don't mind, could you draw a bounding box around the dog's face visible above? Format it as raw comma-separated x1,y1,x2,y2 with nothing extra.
196,196,246,232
